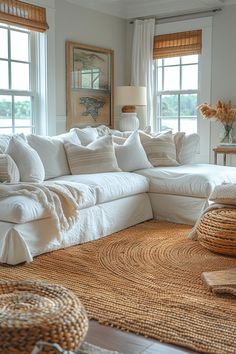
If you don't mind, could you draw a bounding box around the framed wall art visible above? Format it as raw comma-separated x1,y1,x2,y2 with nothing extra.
66,41,114,129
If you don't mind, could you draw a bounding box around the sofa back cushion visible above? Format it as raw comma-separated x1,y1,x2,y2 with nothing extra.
178,133,200,164
0,133,26,153
0,154,20,183
65,135,121,175
53,130,81,145
71,127,98,145
6,136,45,182
140,132,179,166
114,131,152,171
27,134,71,180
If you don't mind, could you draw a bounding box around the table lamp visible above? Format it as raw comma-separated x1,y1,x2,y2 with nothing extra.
116,86,147,131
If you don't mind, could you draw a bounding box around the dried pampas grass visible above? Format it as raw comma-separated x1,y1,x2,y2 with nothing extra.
198,100,236,125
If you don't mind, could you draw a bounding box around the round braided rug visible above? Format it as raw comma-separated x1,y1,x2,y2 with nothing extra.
0,280,88,354
1,221,236,354
197,208,236,255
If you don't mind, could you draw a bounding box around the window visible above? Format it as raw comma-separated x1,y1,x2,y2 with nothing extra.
156,54,199,134
0,22,35,134
155,18,212,163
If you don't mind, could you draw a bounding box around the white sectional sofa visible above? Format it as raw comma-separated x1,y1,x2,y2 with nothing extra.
1,127,236,265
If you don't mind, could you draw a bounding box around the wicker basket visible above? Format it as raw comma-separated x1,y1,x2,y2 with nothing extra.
197,208,236,256
0,280,89,354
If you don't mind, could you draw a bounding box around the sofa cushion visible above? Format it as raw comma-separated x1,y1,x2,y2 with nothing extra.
6,136,45,183
0,196,50,223
0,133,26,153
50,172,149,204
114,131,152,172
53,130,81,145
0,154,20,183
27,134,70,180
135,164,236,198
65,136,121,175
178,133,199,164
140,132,179,167
0,182,96,224
71,127,98,145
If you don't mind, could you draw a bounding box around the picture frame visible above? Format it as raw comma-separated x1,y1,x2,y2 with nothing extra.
66,41,114,130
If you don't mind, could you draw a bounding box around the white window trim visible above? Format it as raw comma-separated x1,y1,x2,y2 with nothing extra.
155,17,212,163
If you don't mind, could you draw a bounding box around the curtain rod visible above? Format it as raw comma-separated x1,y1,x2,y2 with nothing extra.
129,7,222,24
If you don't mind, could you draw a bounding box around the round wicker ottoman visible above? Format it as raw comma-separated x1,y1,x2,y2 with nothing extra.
0,280,88,354
197,208,236,256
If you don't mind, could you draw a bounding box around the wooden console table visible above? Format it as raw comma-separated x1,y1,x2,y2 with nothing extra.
213,146,236,165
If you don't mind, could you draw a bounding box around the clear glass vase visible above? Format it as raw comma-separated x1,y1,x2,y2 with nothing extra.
221,124,233,143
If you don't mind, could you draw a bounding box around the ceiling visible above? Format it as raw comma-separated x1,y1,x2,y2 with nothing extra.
66,0,236,19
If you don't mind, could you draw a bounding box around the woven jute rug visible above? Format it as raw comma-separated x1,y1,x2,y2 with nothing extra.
1,221,236,353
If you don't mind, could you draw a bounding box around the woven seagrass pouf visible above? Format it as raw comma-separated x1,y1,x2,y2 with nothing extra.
197,208,236,256
0,280,88,354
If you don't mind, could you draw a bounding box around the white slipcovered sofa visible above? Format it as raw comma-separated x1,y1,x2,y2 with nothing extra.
1,127,236,265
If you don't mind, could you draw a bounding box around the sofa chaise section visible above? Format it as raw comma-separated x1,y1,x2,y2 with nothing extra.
135,164,236,225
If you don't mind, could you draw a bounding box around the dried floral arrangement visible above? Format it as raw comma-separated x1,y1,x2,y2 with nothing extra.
198,100,236,126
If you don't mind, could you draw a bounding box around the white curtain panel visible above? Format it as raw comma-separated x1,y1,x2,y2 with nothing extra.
131,19,155,129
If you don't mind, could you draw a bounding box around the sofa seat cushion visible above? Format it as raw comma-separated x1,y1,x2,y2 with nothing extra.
44,181,96,210
0,196,50,224
0,182,96,224
135,164,236,198
50,172,149,204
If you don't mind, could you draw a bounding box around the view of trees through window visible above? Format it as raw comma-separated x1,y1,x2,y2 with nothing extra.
157,55,198,134
0,23,33,134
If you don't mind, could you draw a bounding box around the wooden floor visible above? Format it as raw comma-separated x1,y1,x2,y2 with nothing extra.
85,320,196,354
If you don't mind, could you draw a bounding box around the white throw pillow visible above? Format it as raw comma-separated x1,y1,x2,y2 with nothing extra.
114,131,152,172
140,132,179,167
112,136,126,145
209,184,236,206
71,127,98,145
0,154,20,183
27,134,71,180
96,125,112,137
65,135,121,175
174,132,186,164
53,130,81,145
0,133,26,153
178,134,200,164
6,136,45,182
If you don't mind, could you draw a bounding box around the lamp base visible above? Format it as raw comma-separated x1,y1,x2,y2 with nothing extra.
119,113,140,132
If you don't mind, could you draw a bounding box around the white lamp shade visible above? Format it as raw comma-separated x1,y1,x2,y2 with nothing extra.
116,86,147,106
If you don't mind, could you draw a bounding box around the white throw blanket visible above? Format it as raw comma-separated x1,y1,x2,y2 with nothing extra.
0,181,85,236
188,183,236,240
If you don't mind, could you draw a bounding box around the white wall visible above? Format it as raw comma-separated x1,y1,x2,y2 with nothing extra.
55,0,126,133
211,5,236,165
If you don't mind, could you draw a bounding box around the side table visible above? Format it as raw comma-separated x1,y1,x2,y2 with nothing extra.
213,146,236,165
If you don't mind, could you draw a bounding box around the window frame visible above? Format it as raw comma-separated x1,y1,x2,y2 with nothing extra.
154,17,212,163
0,0,56,136
0,22,37,134
156,55,199,134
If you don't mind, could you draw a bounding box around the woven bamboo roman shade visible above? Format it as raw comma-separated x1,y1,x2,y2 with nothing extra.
0,0,49,32
153,30,202,59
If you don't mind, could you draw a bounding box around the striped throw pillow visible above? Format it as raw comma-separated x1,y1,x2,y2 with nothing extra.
140,132,179,167
64,135,121,174
0,154,20,183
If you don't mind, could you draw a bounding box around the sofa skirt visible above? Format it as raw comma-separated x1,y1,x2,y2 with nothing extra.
149,193,209,225
0,193,153,265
